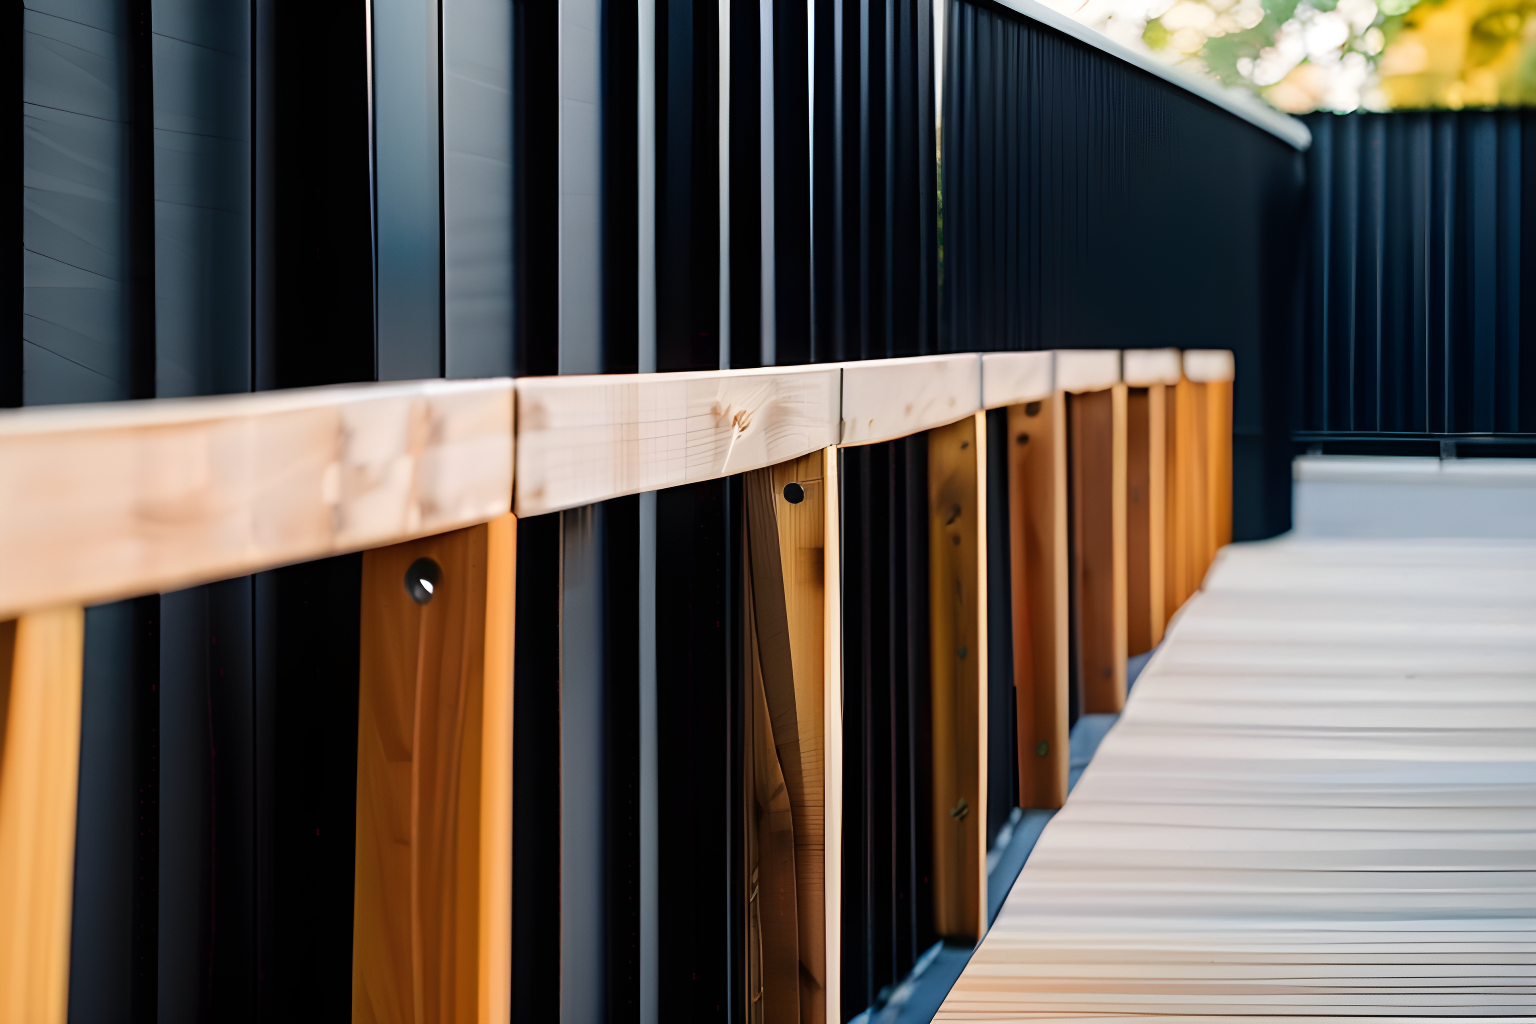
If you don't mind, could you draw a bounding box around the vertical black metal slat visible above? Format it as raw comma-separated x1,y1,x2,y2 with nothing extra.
655,0,721,375
1,1,20,410
251,1,378,1016
839,434,938,1022
511,515,561,1022
510,0,558,378
654,480,741,1022
770,0,812,367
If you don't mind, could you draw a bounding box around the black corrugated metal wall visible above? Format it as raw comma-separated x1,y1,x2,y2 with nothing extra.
1300,111,1536,452
941,0,1307,542
17,1,1505,1023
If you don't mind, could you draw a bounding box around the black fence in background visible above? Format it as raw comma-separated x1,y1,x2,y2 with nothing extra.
1300,111,1536,454
941,0,1306,540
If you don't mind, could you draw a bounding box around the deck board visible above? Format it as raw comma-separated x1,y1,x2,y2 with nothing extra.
936,538,1536,1020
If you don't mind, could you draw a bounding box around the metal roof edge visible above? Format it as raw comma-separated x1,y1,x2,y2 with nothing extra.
988,0,1313,152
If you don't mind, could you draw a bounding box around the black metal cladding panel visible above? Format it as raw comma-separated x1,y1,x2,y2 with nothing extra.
941,0,1305,356
839,438,937,1020
942,0,1305,540
809,0,940,364
1302,111,1536,437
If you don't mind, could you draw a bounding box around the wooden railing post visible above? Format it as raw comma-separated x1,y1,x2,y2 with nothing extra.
1126,383,1168,654
743,452,829,1023
1006,395,1069,810
1069,384,1129,714
1123,350,1181,651
0,607,86,1024
351,513,515,1024
927,412,988,941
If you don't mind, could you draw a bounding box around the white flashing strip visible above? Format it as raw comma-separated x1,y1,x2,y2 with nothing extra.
989,0,1312,152
1184,348,1236,382
1122,348,1183,386
982,351,1054,409
839,353,982,447
1294,455,1536,485
1055,349,1122,393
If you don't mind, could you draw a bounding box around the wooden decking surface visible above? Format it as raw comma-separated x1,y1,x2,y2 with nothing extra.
938,538,1536,1020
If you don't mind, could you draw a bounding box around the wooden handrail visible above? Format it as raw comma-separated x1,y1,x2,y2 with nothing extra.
0,351,1231,616
0,379,514,619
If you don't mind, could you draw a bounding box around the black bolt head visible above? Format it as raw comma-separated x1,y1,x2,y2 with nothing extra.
405,557,441,605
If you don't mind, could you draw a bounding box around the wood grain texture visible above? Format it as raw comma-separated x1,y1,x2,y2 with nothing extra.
1164,377,1209,625
839,355,981,446
354,522,509,1024
0,606,84,1024
771,454,828,1024
927,415,987,941
0,379,514,619
939,538,1536,1019
821,448,842,1023
1054,350,1120,394
478,514,514,1024
981,351,1053,410
1126,386,1167,656
1121,348,1181,386
745,454,829,1024
744,575,800,1024
514,366,839,515
1007,397,1069,810
1070,387,1128,715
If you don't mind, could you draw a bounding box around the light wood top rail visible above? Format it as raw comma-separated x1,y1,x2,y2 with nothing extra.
1055,350,1122,393
981,352,1054,409
514,365,840,515
1184,349,1236,383
1122,349,1183,386
0,379,514,618
0,351,1231,615
838,354,982,446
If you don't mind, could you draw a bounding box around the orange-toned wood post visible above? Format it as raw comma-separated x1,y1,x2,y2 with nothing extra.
1206,379,1233,561
822,446,842,1020
927,413,988,941
0,606,86,1024
1069,385,1128,714
1182,349,1236,582
1164,376,1208,626
743,452,829,1023
1005,396,1069,810
1126,385,1168,655
353,513,515,1024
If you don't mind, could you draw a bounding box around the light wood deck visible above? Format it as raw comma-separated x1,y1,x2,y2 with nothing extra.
938,537,1536,1020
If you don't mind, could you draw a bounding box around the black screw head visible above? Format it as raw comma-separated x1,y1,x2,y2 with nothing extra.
1015,432,1030,446
1024,401,1042,417
783,482,806,504
405,557,441,605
